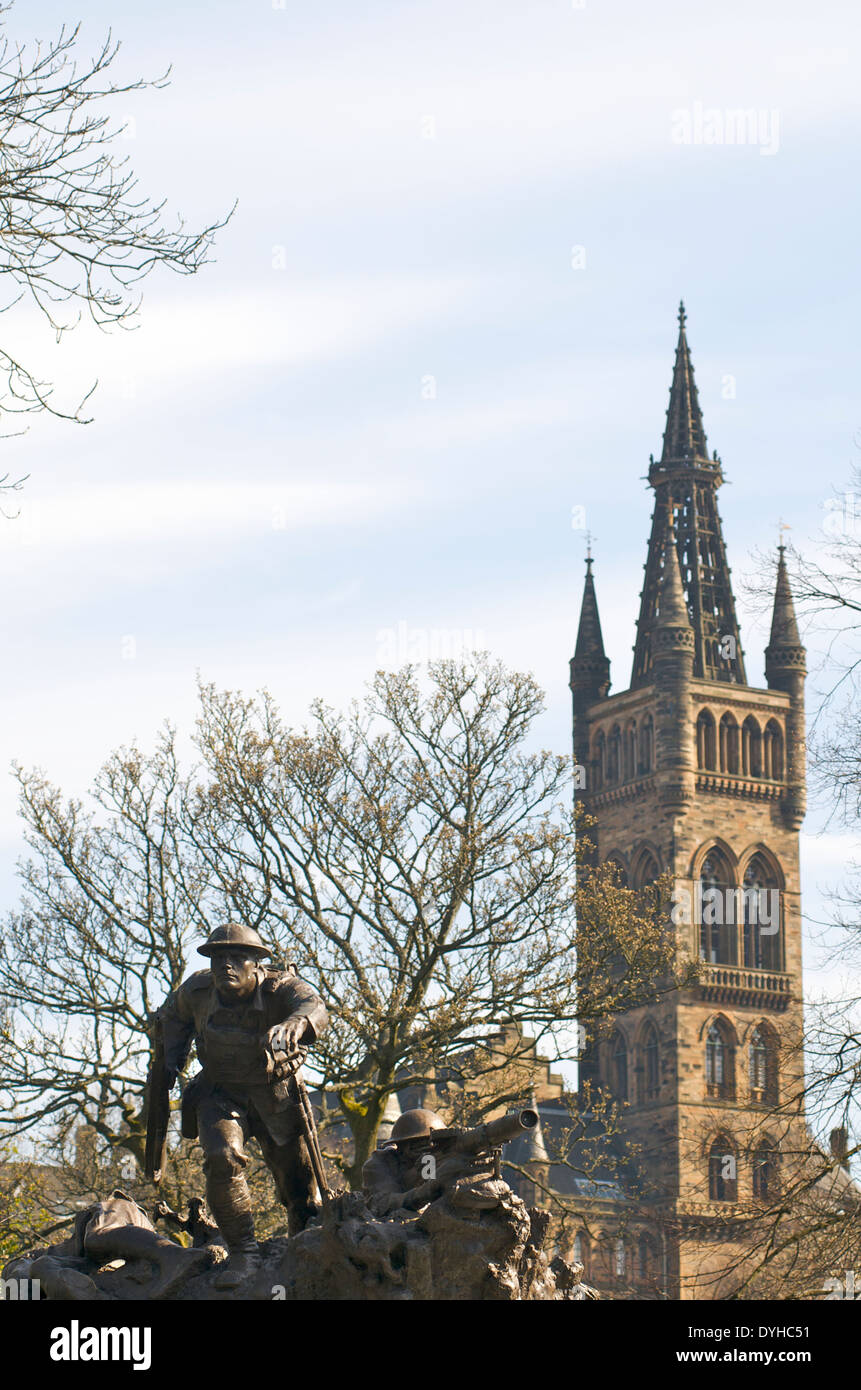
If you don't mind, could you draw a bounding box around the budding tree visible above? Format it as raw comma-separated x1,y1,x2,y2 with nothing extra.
190,656,686,1185
731,472,861,1299
0,656,685,1208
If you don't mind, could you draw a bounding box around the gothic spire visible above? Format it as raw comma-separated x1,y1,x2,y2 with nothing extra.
764,545,807,826
654,505,691,630
661,300,709,464
571,554,611,704
767,545,802,650
765,545,805,686
631,304,746,687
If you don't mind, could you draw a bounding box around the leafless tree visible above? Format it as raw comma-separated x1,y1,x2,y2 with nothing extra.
0,730,215,1167
0,3,231,493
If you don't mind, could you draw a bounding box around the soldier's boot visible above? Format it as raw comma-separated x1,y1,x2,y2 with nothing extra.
208,1178,262,1291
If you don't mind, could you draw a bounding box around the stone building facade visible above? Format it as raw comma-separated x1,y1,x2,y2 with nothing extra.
568,304,809,1299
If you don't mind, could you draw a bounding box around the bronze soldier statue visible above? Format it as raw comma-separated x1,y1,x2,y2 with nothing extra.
363,1106,540,1218
362,1109,452,1217
151,923,328,1288
3,1190,211,1301
361,1106,536,1217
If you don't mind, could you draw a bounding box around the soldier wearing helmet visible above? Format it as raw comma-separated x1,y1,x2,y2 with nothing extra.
362,1108,479,1218
154,922,328,1287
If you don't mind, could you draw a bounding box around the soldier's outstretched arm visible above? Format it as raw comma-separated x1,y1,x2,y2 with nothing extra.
269,974,328,1053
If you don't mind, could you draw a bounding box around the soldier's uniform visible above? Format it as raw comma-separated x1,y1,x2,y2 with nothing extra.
363,1108,499,1218
362,1108,453,1217
362,1145,432,1217
157,926,328,1262
71,1190,153,1256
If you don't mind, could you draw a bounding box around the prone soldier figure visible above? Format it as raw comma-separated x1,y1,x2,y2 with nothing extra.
2,1190,211,1302
152,923,328,1288
363,1107,538,1218
362,1109,453,1217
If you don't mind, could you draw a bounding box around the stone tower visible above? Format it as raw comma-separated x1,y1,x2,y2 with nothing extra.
570,304,808,1299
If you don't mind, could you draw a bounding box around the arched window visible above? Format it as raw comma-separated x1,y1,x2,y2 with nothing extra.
753,1142,778,1201
632,849,659,888
573,1231,590,1279
624,721,637,781
742,716,762,778
742,855,781,971
607,726,621,784
636,1234,655,1286
599,1235,614,1283
600,1239,620,1278
642,1024,660,1101
610,1031,628,1100
696,710,717,770
638,715,654,775
749,1024,778,1104
764,720,784,781
606,855,629,888
614,1237,627,1281
719,713,740,774
593,731,605,791
705,1020,735,1100
708,1136,738,1202
699,850,737,965
631,850,661,914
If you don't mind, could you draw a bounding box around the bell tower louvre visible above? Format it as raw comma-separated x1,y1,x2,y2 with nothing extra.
569,305,808,1299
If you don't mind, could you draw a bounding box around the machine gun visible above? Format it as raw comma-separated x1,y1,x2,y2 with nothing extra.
424,1108,539,1179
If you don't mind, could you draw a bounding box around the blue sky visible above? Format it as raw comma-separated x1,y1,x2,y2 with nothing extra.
1,0,860,1027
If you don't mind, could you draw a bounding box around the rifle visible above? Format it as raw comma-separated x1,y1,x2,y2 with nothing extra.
263,1042,334,1216
144,1013,171,1184
423,1108,540,1179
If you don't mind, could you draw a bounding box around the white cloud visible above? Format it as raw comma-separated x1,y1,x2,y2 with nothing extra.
0,274,479,411
0,477,414,559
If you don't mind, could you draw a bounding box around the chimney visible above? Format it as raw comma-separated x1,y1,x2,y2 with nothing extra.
829,1127,849,1168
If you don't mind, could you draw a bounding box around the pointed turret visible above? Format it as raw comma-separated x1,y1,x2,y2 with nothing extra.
765,545,806,829
572,555,611,699
503,1103,551,1205
766,545,803,665
570,553,611,797
661,301,709,464
654,506,692,633
651,506,696,808
632,303,746,686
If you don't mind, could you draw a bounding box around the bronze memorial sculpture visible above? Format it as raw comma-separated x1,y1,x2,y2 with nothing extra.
3,925,596,1300
147,922,328,1288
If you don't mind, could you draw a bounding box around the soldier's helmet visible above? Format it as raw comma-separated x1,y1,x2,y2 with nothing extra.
390,1108,447,1144
197,922,272,959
